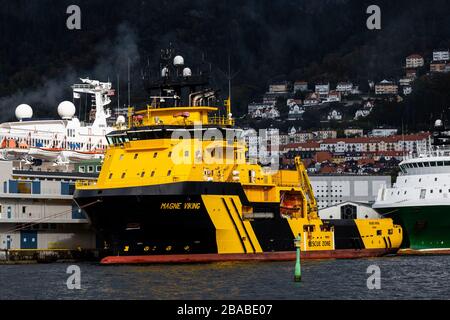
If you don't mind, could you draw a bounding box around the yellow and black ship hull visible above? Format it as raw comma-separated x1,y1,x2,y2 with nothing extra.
74,181,401,264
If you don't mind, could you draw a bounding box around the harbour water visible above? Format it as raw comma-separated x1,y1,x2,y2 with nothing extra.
0,255,449,300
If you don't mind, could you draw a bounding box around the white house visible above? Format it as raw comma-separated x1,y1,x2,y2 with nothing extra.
287,99,305,120
433,49,450,62
315,83,330,98
403,86,412,95
327,109,343,121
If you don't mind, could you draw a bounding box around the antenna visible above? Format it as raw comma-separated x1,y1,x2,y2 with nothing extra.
217,52,240,117
117,74,120,116
127,58,131,107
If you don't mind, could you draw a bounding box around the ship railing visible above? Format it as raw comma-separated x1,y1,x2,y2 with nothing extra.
410,146,450,159
75,180,98,187
208,116,235,126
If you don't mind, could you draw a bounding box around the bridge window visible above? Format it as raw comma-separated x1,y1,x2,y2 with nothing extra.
445,161,450,166
424,162,430,167
431,162,437,167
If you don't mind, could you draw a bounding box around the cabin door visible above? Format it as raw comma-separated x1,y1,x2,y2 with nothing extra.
20,231,37,249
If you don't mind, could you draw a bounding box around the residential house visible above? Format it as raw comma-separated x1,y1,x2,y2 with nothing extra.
336,82,354,95
344,129,364,137
303,92,320,106
430,61,446,73
287,99,305,120
315,83,330,99
433,49,450,62
293,81,308,93
405,54,424,68
375,80,398,95
327,109,343,121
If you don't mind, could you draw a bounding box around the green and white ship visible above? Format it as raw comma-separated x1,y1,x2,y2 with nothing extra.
373,120,450,252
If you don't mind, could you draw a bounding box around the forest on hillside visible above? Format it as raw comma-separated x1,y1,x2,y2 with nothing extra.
1,0,450,130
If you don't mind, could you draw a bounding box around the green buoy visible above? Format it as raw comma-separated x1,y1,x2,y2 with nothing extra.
294,234,301,282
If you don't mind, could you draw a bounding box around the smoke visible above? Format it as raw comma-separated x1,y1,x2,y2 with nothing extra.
0,22,140,122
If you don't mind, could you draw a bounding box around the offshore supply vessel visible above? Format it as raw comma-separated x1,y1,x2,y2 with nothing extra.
374,119,450,253
74,49,402,264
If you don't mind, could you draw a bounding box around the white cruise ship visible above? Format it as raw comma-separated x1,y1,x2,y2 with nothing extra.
0,78,125,165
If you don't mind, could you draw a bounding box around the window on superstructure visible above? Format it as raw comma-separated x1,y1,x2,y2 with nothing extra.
435,178,438,181
430,189,434,194
96,166,101,172
22,206,26,214
418,162,424,167
119,154,124,161
79,166,85,173
109,173,113,179
141,172,145,178
134,154,138,160
431,162,437,167
420,189,426,199
438,161,444,166
121,173,126,179
151,171,155,177
87,166,94,173
167,170,172,176
445,161,450,166
424,162,430,167
153,152,158,158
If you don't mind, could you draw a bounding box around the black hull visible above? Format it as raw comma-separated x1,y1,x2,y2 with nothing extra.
74,182,370,256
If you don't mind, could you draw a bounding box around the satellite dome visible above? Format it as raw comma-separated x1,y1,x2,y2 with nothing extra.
173,55,184,66
15,104,33,120
435,119,443,127
161,67,169,77
116,115,126,124
57,101,76,119
183,67,192,77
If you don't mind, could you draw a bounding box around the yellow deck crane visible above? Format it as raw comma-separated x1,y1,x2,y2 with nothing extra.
294,156,318,219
